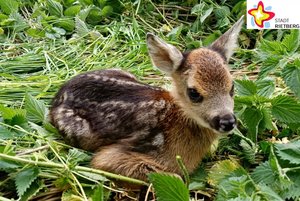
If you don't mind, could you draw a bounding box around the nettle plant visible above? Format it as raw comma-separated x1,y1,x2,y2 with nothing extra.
234,30,300,144
0,0,124,40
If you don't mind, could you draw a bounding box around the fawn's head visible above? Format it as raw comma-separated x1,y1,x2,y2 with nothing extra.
147,17,244,134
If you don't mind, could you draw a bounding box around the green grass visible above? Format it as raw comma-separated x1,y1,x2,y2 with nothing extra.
0,0,300,200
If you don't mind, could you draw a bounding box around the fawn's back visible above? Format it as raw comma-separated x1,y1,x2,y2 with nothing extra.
50,17,244,182
50,69,174,152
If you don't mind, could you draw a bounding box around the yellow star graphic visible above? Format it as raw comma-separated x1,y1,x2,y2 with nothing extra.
248,1,275,28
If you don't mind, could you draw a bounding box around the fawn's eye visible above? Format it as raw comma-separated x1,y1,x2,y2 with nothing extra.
230,85,234,97
187,88,203,103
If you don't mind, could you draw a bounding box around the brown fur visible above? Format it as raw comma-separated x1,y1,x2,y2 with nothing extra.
50,18,243,185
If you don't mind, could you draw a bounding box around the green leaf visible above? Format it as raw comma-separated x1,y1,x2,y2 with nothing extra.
10,114,27,127
282,60,300,99
257,184,284,201
0,13,8,21
87,7,102,25
101,6,113,17
79,0,93,5
46,0,63,17
208,160,240,186
0,0,19,15
235,80,257,96
282,30,300,53
9,12,28,32
91,183,103,201
78,171,107,182
20,180,43,201
148,173,189,201
25,93,48,124
240,139,256,164
275,141,300,165
52,27,66,35
216,17,230,28
0,125,16,139
77,7,92,21
260,107,276,131
200,7,213,23
75,17,90,37
188,181,205,191
43,122,59,135
216,175,253,201
0,160,20,170
282,171,300,200
214,6,230,19
167,24,183,40
269,145,293,188
259,39,286,56
226,197,251,201
282,183,300,200
55,18,75,32
234,96,255,107
202,30,221,46
242,107,263,143
191,3,205,16
0,105,27,126
29,122,50,136
251,161,277,184
259,56,281,77
67,148,91,165
256,77,275,98
271,95,300,123
64,5,82,16
26,28,45,38
15,167,39,197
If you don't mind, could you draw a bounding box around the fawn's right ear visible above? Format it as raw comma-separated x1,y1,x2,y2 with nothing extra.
147,33,183,75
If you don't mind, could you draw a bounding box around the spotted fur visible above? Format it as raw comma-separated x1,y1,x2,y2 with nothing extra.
50,17,244,183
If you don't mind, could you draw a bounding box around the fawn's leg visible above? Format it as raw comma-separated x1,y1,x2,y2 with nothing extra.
91,144,165,182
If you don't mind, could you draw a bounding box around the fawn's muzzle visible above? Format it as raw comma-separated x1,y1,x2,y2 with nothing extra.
211,114,236,133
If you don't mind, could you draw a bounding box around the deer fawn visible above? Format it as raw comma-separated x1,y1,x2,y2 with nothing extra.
50,17,244,182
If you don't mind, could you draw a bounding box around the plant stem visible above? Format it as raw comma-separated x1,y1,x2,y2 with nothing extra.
0,196,12,201
283,166,300,173
17,145,50,156
176,155,190,186
0,153,148,186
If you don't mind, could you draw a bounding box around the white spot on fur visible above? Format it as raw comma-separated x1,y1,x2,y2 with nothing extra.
86,74,100,79
62,92,74,102
152,133,164,146
75,117,82,122
139,100,155,108
57,120,65,128
154,99,166,108
101,100,135,109
102,76,109,82
65,110,74,117
56,107,66,114
109,69,137,79
76,119,90,136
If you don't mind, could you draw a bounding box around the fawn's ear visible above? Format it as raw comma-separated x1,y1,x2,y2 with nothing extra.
210,16,244,62
147,33,183,75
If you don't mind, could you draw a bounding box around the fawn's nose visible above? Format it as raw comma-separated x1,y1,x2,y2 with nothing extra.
211,114,236,133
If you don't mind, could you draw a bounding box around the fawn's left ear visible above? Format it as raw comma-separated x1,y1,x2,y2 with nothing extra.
146,33,183,75
210,16,244,62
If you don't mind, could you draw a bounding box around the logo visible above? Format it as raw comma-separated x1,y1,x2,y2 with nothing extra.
247,0,300,29
248,1,275,28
